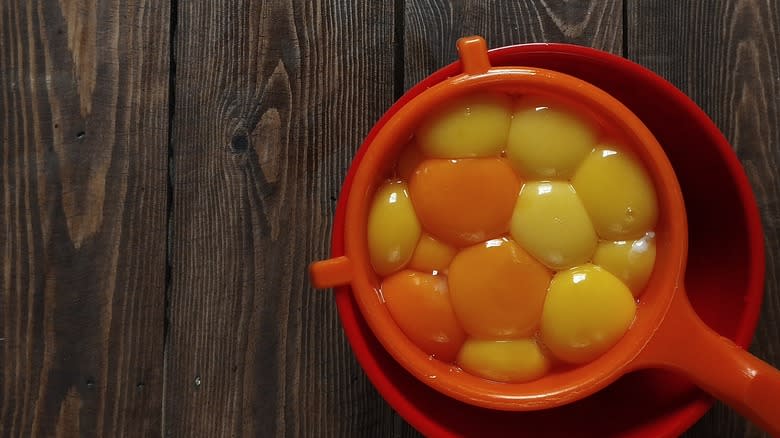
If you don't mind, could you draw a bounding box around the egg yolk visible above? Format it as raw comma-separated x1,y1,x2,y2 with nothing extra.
367,180,421,276
506,103,596,179
593,232,657,296
541,264,636,364
382,270,466,362
572,148,659,240
408,234,457,273
448,238,551,338
416,92,512,159
457,338,550,383
396,142,426,180
510,181,598,270
408,158,520,247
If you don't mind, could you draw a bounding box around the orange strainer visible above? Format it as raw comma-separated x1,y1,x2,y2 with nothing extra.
309,36,780,435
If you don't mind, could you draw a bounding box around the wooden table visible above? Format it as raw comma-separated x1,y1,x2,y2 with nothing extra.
1,1,778,436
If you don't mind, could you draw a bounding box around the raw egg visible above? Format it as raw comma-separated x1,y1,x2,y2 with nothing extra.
367,180,421,276
506,103,596,179
572,148,658,240
457,338,550,383
408,234,457,273
448,238,551,339
416,92,512,158
382,270,466,362
540,264,636,364
510,181,598,270
408,158,520,247
593,232,657,296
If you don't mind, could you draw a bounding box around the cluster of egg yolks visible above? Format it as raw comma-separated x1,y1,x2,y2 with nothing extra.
366,91,659,383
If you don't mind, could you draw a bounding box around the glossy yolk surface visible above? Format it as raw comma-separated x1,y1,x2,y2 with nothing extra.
506,103,596,179
408,234,457,273
382,270,466,362
457,338,550,383
416,92,512,159
593,232,657,296
448,238,551,338
367,180,421,276
511,181,598,270
572,148,659,240
396,142,426,180
408,158,520,247
541,264,637,364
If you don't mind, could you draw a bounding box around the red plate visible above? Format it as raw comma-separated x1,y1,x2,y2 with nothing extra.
329,43,765,437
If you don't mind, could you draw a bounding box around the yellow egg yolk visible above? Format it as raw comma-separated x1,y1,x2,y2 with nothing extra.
409,158,520,247
382,270,466,362
408,234,457,273
572,148,659,240
506,103,596,179
457,338,550,383
448,238,551,339
416,92,512,158
541,264,637,364
367,180,421,276
511,181,598,270
593,232,657,296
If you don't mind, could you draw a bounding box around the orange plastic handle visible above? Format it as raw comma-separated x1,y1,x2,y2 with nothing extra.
309,256,352,289
457,36,491,75
634,289,780,436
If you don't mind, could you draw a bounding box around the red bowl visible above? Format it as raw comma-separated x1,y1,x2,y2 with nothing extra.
329,43,765,437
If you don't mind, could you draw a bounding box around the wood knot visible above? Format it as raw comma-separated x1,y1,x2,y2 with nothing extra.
230,134,249,153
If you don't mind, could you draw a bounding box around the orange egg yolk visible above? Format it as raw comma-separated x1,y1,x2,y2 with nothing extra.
408,158,521,247
447,238,552,339
408,234,457,273
382,270,466,362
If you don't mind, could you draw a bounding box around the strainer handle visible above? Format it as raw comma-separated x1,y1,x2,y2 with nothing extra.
457,36,492,75
634,289,780,436
309,256,352,289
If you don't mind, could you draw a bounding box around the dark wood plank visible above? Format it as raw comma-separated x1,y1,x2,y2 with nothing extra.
165,1,413,436
628,1,780,437
0,1,169,437
404,0,623,89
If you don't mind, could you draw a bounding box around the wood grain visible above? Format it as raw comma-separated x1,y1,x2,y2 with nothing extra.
628,1,780,436
0,0,169,437
403,0,623,89
165,1,414,436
